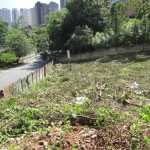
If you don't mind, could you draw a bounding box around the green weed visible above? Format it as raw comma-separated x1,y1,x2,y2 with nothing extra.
1,52,150,148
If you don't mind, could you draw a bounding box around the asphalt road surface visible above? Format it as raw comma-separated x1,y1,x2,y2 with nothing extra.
0,57,49,90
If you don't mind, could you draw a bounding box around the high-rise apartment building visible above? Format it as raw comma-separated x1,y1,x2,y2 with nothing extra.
20,8,31,27
12,8,19,26
35,1,59,26
0,8,11,28
40,3,51,24
35,2,42,27
50,1,59,12
0,10,2,20
30,7,36,27
0,1,60,28
60,0,66,9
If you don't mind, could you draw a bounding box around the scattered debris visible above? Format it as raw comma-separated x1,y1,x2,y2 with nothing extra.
75,97,89,105
127,82,140,90
2,125,150,150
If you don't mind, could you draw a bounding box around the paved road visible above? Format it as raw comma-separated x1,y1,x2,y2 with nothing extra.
0,57,49,90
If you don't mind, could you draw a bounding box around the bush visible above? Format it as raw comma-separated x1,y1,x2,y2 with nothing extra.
0,52,19,68
66,26,93,54
5,29,36,58
92,32,113,49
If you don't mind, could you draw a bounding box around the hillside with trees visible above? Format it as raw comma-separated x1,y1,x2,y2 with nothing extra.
46,0,150,53
1,0,150,67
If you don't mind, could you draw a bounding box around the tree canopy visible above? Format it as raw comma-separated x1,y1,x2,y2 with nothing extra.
1,0,150,59
0,21,8,47
66,0,106,34
5,29,36,58
46,0,106,53
66,26,93,53
47,9,68,50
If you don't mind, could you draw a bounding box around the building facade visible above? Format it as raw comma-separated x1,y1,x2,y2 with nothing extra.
35,1,59,26
0,8,11,28
50,1,59,12
60,0,66,9
40,3,50,24
20,8,31,27
0,9,2,20
0,1,59,28
12,8,19,26
35,2,42,27
30,7,36,27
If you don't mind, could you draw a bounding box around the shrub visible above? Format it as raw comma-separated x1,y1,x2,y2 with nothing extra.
66,26,93,53
5,29,36,58
0,52,19,68
92,32,113,49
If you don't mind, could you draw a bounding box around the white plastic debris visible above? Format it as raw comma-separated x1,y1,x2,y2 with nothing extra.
128,82,139,89
46,75,52,79
75,97,88,105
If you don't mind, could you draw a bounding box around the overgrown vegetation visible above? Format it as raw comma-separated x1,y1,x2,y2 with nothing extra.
0,21,8,47
5,29,36,58
46,0,150,53
1,0,150,65
0,52,19,68
0,52,150,149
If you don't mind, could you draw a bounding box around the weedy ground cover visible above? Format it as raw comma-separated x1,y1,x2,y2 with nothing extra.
0,52,150,149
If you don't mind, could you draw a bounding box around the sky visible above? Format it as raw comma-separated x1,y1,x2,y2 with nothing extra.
0,0,60,10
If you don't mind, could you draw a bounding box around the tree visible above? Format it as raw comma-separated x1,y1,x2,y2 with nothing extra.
108,1,126,46
0,21,8,47
120,18,143,45
125,0,150,45
66,26,93,53
46,0,106,51
12,16,24,29
66,0,106,34
32,26,49,52
5,29,36,58
132,0,150,19
46,9,68,50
